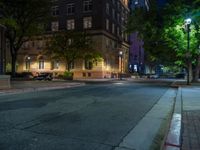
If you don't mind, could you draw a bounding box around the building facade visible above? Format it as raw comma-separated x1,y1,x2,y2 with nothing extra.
0,24,6,75
17,0,130,79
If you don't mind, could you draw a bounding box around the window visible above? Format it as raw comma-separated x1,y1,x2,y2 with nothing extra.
67,3,75,15
68,38,72,45
117,13,120,23
85,59,93,70
67,19,75,30
37,40,43,50
25,57,31,70
106,3,109,14
106,19,109,30
112,23,115,34
51,61,59,70
23,41,29,49
112,9,115,19
83,17,92,29
51,21,59,31
69,61,74,70
38,56,44,69
117,1,120,10
83,0,92,12
112,0,115,5
52,6,59,16
117,27,120,36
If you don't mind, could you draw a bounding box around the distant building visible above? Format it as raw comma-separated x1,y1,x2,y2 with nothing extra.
129,0,149,74
130,0,149,11
17,0,130,79
0,24,6,75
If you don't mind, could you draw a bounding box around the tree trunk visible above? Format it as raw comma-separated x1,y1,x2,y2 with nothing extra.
189,62,193,82
192,56,200,82
11,53,17,77
66,61,71,72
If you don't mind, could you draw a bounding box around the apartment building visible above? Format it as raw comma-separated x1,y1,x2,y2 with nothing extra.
17,0,130,79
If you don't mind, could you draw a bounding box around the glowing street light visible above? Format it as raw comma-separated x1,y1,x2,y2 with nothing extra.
184,18,192,85
119,51,123,80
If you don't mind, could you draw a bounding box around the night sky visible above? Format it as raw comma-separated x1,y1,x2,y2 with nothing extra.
158,0,167,6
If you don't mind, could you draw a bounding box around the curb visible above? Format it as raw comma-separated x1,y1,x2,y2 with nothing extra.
0,83,85,96
115,88,176,150
163,87,182,150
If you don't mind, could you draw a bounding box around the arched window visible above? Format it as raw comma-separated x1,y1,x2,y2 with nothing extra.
38,56,44,69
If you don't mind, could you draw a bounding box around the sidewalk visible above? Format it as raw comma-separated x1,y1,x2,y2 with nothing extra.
0,80,85,95
164,81,200,150
181,85,200,150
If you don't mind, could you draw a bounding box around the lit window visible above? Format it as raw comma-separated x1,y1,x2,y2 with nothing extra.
83,0,92,12
67,19,75,30
83,17,92,29
69,61,74,70
25,56,31,70
38,56,44,69
51,21,59,31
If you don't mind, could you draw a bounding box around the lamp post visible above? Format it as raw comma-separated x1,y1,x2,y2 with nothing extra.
185,18,191,85
119,51,123,80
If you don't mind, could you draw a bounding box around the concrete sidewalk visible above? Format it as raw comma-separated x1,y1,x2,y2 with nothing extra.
181,85,200,150
0,81,85,95
164,81,200,150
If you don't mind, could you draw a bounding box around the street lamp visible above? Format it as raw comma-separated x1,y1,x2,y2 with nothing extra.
185,18,192,85
119,51,123,80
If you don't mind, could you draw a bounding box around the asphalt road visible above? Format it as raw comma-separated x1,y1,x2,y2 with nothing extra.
0,80,172,150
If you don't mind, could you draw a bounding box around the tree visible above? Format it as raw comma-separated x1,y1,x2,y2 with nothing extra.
127,0,200,82
0,0,51,76
46,31,101,72
127,0,177,67
162,0,200,82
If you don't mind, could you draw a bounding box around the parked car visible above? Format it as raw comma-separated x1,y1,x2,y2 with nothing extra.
146,74,159,79
34,73,53,81
175,73,185,79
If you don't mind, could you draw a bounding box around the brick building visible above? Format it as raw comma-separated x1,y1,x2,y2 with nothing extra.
17,0,130,79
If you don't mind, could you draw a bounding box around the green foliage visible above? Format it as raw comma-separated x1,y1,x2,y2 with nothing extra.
162,0,200,67
127,0,200,72
46,31,101,71
127,0,177,65
63,71,73,78
0,0,51,76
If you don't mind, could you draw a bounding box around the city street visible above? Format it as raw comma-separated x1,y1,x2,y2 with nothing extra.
0,80,174,150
